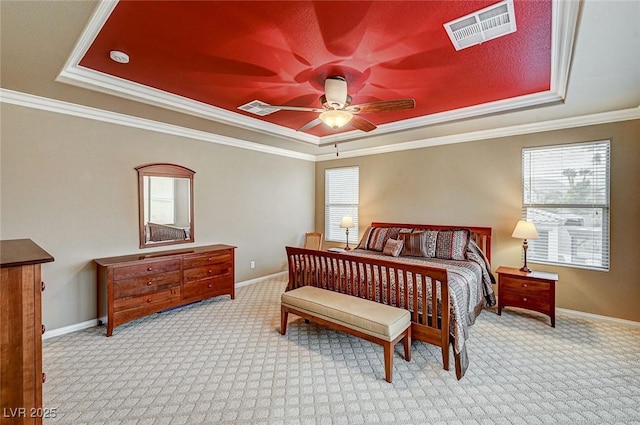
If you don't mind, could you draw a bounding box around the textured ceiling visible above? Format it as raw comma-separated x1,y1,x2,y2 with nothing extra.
76,0,551,140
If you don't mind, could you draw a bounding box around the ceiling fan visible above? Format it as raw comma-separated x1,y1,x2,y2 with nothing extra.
262,76,416,133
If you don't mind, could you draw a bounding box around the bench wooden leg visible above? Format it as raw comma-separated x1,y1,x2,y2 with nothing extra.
383,342,393,383
403,328,411,362
280,307,288,335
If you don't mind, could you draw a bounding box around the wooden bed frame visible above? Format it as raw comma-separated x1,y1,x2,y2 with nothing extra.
285,222,492,380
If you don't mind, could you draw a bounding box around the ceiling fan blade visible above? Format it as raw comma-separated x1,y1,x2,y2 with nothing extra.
324,77,348,106
350,115,377,132
348,99,415,114
297,117,323,132
264,105,325,113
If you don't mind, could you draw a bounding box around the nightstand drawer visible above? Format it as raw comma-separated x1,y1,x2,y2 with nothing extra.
500,290,550,311
501,276,550,295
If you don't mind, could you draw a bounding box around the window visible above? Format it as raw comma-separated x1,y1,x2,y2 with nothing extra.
325,166,359,243
144,176,176,225
522,141,610,271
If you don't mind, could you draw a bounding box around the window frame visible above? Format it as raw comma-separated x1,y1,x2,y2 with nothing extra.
324,166,359,244
521,140,611,271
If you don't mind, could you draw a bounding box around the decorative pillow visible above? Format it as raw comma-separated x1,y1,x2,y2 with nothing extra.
400,230,438,257
356,226,373,249
400,231,427,257
423,230,438,257
367,227,390,251
356,226,392,251
435,229,470,260
383,239,404,257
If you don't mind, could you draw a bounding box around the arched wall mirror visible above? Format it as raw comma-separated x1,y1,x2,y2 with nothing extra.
136,163,195,249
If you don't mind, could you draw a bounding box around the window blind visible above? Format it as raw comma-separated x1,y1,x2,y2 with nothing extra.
522,141,610,271
325,166,359,243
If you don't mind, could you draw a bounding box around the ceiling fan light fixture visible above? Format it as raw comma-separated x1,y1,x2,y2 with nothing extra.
319,110,353,129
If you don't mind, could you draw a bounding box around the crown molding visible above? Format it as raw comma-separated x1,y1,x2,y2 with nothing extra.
315,106,640,161
0,89,316,162
3,88,637,163
550,0,582,100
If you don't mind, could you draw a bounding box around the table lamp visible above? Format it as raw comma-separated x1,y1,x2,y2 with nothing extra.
511,220,539,273
340,216,355,251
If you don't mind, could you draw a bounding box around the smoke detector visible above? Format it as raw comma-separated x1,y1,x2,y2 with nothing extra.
109,50,130,64
444,0,517,51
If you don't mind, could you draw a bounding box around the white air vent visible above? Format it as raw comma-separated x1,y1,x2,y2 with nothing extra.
237,100,279,116
444,0,516,51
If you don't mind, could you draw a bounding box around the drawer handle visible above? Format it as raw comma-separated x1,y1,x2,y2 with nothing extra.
523,297,528,302
208,283,212,288
208,269,213,273
42,324,46,335
146,298,152,303
208,257,213,261
41,281,46,292
522,283,528,288
146,281,152,286
42,373,47,384
147,267,153,271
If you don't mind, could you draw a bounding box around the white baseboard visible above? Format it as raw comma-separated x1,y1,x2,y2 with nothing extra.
43,271,289,339
43,319,100,340
235,270,287,289
556,307,640,328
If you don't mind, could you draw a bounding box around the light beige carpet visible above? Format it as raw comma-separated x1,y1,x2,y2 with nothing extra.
42,275,640,424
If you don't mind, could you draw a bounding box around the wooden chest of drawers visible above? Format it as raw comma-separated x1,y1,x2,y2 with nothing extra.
95,244,235,336
1,239,54,425
496,266,558,327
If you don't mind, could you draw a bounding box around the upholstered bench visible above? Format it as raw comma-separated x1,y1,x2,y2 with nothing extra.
280,286,411,382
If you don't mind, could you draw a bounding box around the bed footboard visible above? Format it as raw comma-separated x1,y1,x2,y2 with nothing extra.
285,246,451,371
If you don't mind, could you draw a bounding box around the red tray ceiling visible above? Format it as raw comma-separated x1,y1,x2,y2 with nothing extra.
79,1,552,137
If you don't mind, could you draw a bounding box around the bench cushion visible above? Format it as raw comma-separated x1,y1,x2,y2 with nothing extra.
281,286,410,341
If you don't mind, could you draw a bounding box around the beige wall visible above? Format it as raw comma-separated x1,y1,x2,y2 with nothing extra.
315,120,640,322
1,103,315,330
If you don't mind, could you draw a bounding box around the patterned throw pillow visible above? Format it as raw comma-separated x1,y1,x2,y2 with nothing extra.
383,239,404,257
434,229,470,260
367,227,390,251
355,226,390,251
400,230,438,257
356,226,373,249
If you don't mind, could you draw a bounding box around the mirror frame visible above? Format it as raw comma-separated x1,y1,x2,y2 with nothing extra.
136,163,195,249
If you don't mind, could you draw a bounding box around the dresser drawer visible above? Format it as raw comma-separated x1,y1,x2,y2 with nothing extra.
183,251,233,269
113,259,181,280
113,287,181,312
182,275,233,302
501,276,550,294
183,262,232,283
113,271,181,298
501,290,550,312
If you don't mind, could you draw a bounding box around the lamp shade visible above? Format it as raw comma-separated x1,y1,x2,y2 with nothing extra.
319,110,353,129
340,216,354,229
511,220,539,240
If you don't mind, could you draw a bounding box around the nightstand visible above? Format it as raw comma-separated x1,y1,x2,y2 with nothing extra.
496,266,559,327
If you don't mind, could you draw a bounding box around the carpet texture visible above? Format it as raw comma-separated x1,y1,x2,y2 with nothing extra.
42,275,640,424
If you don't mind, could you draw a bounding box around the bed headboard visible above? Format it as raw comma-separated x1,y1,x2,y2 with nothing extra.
370,222,492,262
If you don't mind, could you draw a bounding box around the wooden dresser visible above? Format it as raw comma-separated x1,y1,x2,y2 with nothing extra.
95,244,235,336
1,239,54,425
